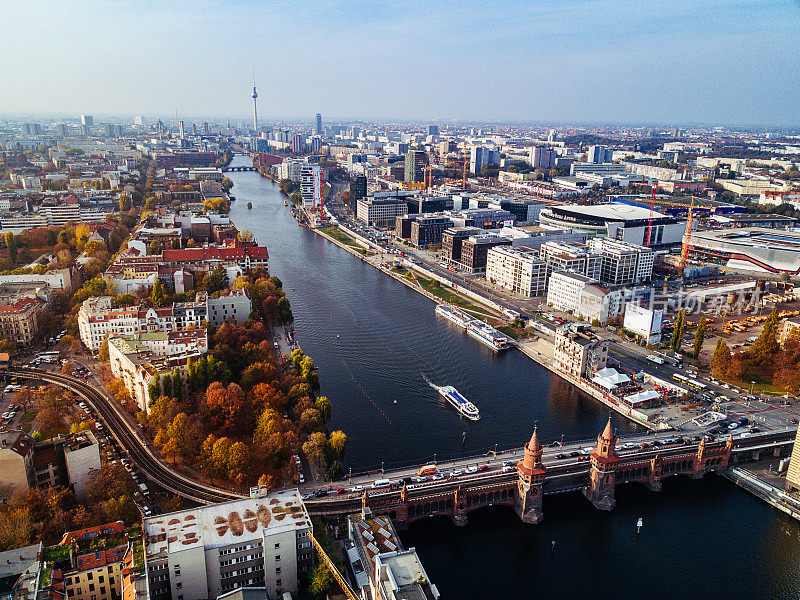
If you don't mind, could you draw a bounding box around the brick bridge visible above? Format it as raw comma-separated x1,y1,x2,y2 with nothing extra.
305,420,795,526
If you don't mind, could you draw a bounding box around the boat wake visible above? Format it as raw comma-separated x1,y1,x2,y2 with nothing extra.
422,373,440,392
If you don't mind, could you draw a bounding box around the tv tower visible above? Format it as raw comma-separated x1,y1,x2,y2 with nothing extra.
251,67,258,133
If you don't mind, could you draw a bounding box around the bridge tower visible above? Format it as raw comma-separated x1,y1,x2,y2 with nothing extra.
647,454,663,492
515,426,547,524
584,417,619,511
453,485,468,527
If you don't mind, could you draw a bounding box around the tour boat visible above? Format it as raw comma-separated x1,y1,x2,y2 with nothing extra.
438,386,480,420
467,321,512,352
435,304,471,329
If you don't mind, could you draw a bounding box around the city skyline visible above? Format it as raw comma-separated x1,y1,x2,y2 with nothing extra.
1,0,799,126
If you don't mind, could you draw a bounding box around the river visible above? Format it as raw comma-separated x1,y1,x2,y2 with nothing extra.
225,156,800,599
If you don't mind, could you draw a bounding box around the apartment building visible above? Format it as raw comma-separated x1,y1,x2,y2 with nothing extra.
56,522,132,600
553,327,608,379
486,246,547,297
442,227,483,266
459,234,512,274
207,289,252,327
108,329,208,412
587,237,654,286
144,493,313,600
0,297,43,345
300,164,322,208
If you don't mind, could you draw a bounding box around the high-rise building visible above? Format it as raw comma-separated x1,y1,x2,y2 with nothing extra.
470,146,501,175
529,146,556,169
315,113,322,135
56,123,68,136
587,145,613,164
350,175,367,213
291,134,303,154
547,129,557,143
404,149,427,182
311,136,322,153
134,115,145,125
300,164,322,208
427,124,440,136
80,115,93,126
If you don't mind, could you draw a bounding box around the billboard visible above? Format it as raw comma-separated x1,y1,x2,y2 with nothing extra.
624,303,664,345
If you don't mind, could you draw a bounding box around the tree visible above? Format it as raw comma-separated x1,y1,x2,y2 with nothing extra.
118,192,131,212
211,437,233,478
206,266,229,294
670,310,686,352
710,339,732,379
228,441,249,488
328,430,347,460
238,229,255,243
693,317,707,359
98,338,110,362
150,278,166,307
4,232,17,263
302,432,328,465
61,359,74,375
314,396,331,422
751,308,780,364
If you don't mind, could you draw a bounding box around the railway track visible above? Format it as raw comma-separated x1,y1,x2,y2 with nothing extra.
8,367,242,505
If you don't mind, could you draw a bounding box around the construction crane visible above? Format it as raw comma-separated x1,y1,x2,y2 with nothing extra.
679,195,696,269
305,531,360,600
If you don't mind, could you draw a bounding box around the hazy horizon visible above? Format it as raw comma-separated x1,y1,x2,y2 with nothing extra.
2,0,799,127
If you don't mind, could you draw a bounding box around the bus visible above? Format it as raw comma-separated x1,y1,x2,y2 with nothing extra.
417,464,438,476
673,374,689,383
687,379,707,390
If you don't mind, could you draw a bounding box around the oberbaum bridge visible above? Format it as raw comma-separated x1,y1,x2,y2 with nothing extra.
305,420,795,526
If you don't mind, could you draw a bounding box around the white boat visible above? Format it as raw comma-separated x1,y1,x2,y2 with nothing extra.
467,321,511,352
438,386,480,420
435,304,471,329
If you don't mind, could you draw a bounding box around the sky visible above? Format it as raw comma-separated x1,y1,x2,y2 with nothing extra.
1,0,799,126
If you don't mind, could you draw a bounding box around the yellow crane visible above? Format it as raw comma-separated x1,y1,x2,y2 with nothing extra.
305,531,360,600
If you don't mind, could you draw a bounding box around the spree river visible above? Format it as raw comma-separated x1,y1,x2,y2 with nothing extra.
226,157,800,599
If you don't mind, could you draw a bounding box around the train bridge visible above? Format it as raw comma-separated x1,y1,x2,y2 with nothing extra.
305,420,797,526
222,165,257,172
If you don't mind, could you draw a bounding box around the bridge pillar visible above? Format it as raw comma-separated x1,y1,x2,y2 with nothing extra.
396,485,409,524
453,486,468,527
584,417,619,511
515,427,546,524
646,455,663,492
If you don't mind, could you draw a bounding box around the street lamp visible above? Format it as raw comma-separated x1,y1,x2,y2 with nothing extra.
749,381,755,396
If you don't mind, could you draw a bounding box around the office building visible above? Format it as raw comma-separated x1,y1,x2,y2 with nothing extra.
427,124,439,137
623,303,664,345
404,149,427,183
300,164,322,208
144,493,313,600
459,233,512,273
553,327,608,379
486,246,547,297
315,113,322,135
539,241,602,281
442,227,482,266
547,270,599,314
571,162,626,177
291,134,303,154
529,146,556,169
587,145,613,164
356,198,409,228
350,175,367,213
470,146,500,175
409,215,453,248
81,115,94,127
578,284,622,325
587,237,655,286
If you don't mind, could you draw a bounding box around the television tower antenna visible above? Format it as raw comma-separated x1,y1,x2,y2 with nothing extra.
251,66,258,133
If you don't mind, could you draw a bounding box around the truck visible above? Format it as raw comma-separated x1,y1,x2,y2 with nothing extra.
646,354,664,365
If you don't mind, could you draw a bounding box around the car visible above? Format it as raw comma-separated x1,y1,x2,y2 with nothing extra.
477,464,490,472
580,447,593,455
336,488,346,495
465,466,478,474
314,490,328,497
503,460,515,467
411,476,427,483
298,475,305,483
556,453,567,459
351,486,363,493
728,422,740,430
431,473,445,480
639,442,650,449
449,470,463,477
301,493,314,500
568,451,581,457
651,441,662,447
401,476,413,485
620,443,635,450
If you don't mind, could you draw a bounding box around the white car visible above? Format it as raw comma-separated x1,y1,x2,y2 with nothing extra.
465,466,478,474
449,470,463,477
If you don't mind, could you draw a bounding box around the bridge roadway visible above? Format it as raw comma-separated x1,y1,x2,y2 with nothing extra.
303,427,798,516
8,367,242,505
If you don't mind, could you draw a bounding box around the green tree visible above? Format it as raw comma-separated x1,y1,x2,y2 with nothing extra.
98,338,110,362
118,192,131,212
670,309,686,352
693,317,707,359
751,308,780,364
206,266,229,294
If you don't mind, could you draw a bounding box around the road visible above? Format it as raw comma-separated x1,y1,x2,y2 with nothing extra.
8,367,242,505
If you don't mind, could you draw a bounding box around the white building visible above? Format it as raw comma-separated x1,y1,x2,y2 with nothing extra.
547,270,598,314
144,492,313,600
64,431,102,496
587,145,614,164
207,289,252,327
553,327,608,379
356,198,409,228
300,164,322,208
577,285,622,325
623,303,664,345
539,241,602,280
486,246,547,297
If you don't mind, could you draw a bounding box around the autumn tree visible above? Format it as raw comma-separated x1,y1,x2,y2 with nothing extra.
751,308,779,365
670,310,686,352
150,278,165,307
693,317,707,359
4,232,17,263
710,339,732,379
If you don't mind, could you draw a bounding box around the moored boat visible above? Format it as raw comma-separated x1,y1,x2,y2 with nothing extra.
435,303,471,329
467,321,511,352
